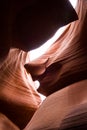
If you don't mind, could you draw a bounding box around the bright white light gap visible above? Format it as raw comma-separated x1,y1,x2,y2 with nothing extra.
29,0,78,101
29,0,78,61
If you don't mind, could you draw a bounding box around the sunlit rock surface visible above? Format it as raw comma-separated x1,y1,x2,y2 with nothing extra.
24,0,87,130
0,49,41,129
0,0,86,130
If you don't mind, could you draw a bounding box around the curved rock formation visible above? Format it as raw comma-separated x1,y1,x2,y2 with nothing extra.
25,0,87,96
0,49,41,129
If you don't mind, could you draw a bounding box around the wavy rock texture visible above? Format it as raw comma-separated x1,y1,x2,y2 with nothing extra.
24,0,87,130
0,0,86,129
25,0,87,96
0,49,41,129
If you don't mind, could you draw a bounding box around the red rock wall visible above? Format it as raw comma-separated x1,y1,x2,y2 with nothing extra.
0,49,41,129
27,0,87,96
